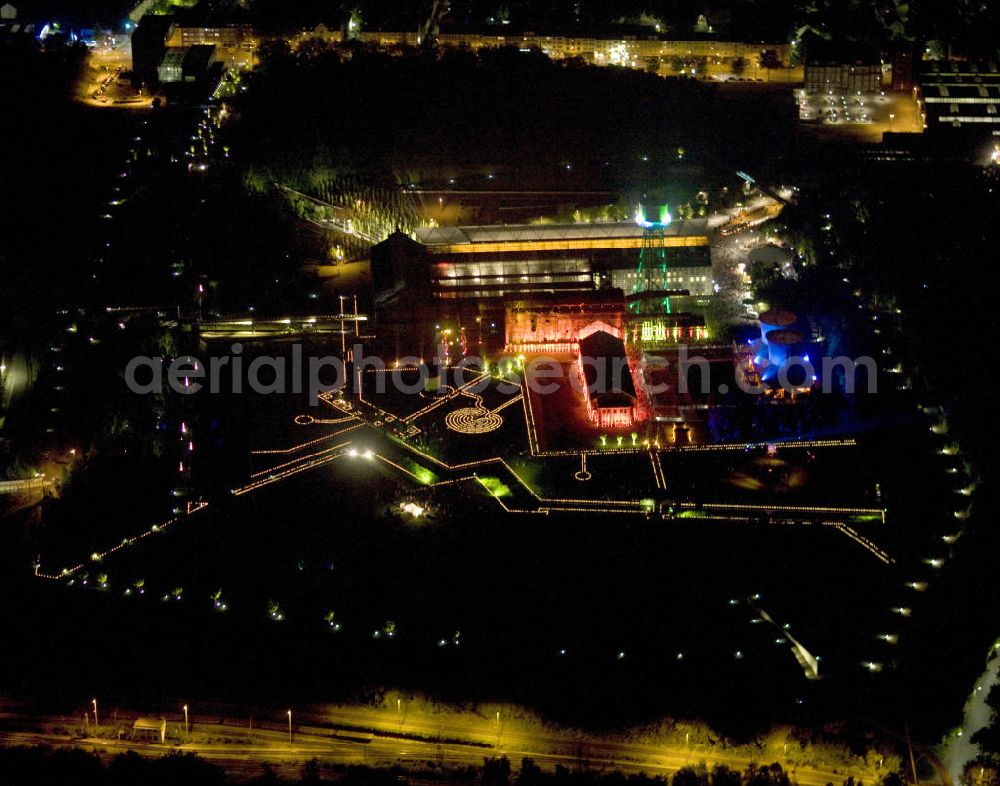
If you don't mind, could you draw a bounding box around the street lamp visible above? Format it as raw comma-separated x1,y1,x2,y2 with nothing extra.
888,113,895,132
337,294,347,357
287,709,293,745
92,698,99,728
183,704,189,734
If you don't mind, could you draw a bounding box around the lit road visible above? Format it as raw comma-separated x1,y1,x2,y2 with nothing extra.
0,478,52,495
76,44,152,109
301,704,865,785
1,351,32,431
0,704,879,786
705,195,783,231
941,644,1000,782
197,314,368,340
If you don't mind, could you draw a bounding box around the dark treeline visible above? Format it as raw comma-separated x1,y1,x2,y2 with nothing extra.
0,747,224,786
974,681,1000,775
0,37,97,341
0,748,902,786
750,155,1000,741
229,45,794,192
0,33,149,367
12,1,134,27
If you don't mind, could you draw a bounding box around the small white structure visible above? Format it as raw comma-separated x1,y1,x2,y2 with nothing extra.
132,717,167,743
0,4,17,21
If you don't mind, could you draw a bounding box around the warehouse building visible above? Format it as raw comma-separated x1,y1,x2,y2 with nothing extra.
373,220,712,305
916,61,1000,138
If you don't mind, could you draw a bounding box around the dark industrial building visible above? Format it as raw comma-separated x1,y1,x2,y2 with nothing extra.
804,40,882,93
130,15,175,90
373,221,712,304
370,220,713,358
890,45,916,93
577,327,638,429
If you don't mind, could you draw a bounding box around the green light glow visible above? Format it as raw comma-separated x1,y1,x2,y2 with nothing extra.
634,203,671,228
479,476,511,498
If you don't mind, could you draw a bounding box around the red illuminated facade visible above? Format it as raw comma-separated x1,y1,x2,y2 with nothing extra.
504,292,626,354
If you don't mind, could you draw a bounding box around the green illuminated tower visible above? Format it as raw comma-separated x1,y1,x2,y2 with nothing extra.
630,204,672,310
634,224,668,294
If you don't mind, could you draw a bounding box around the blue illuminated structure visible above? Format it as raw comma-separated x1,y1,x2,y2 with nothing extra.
764,329,805,371
758,309,797,345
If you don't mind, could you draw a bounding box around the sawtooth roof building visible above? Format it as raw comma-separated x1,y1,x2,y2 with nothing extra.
917,61,1000,139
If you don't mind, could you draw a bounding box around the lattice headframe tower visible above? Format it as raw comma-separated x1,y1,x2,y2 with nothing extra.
634,224,668,294
631,203,673,303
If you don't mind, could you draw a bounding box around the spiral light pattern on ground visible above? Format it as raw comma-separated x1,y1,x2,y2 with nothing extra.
445,407,504,434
